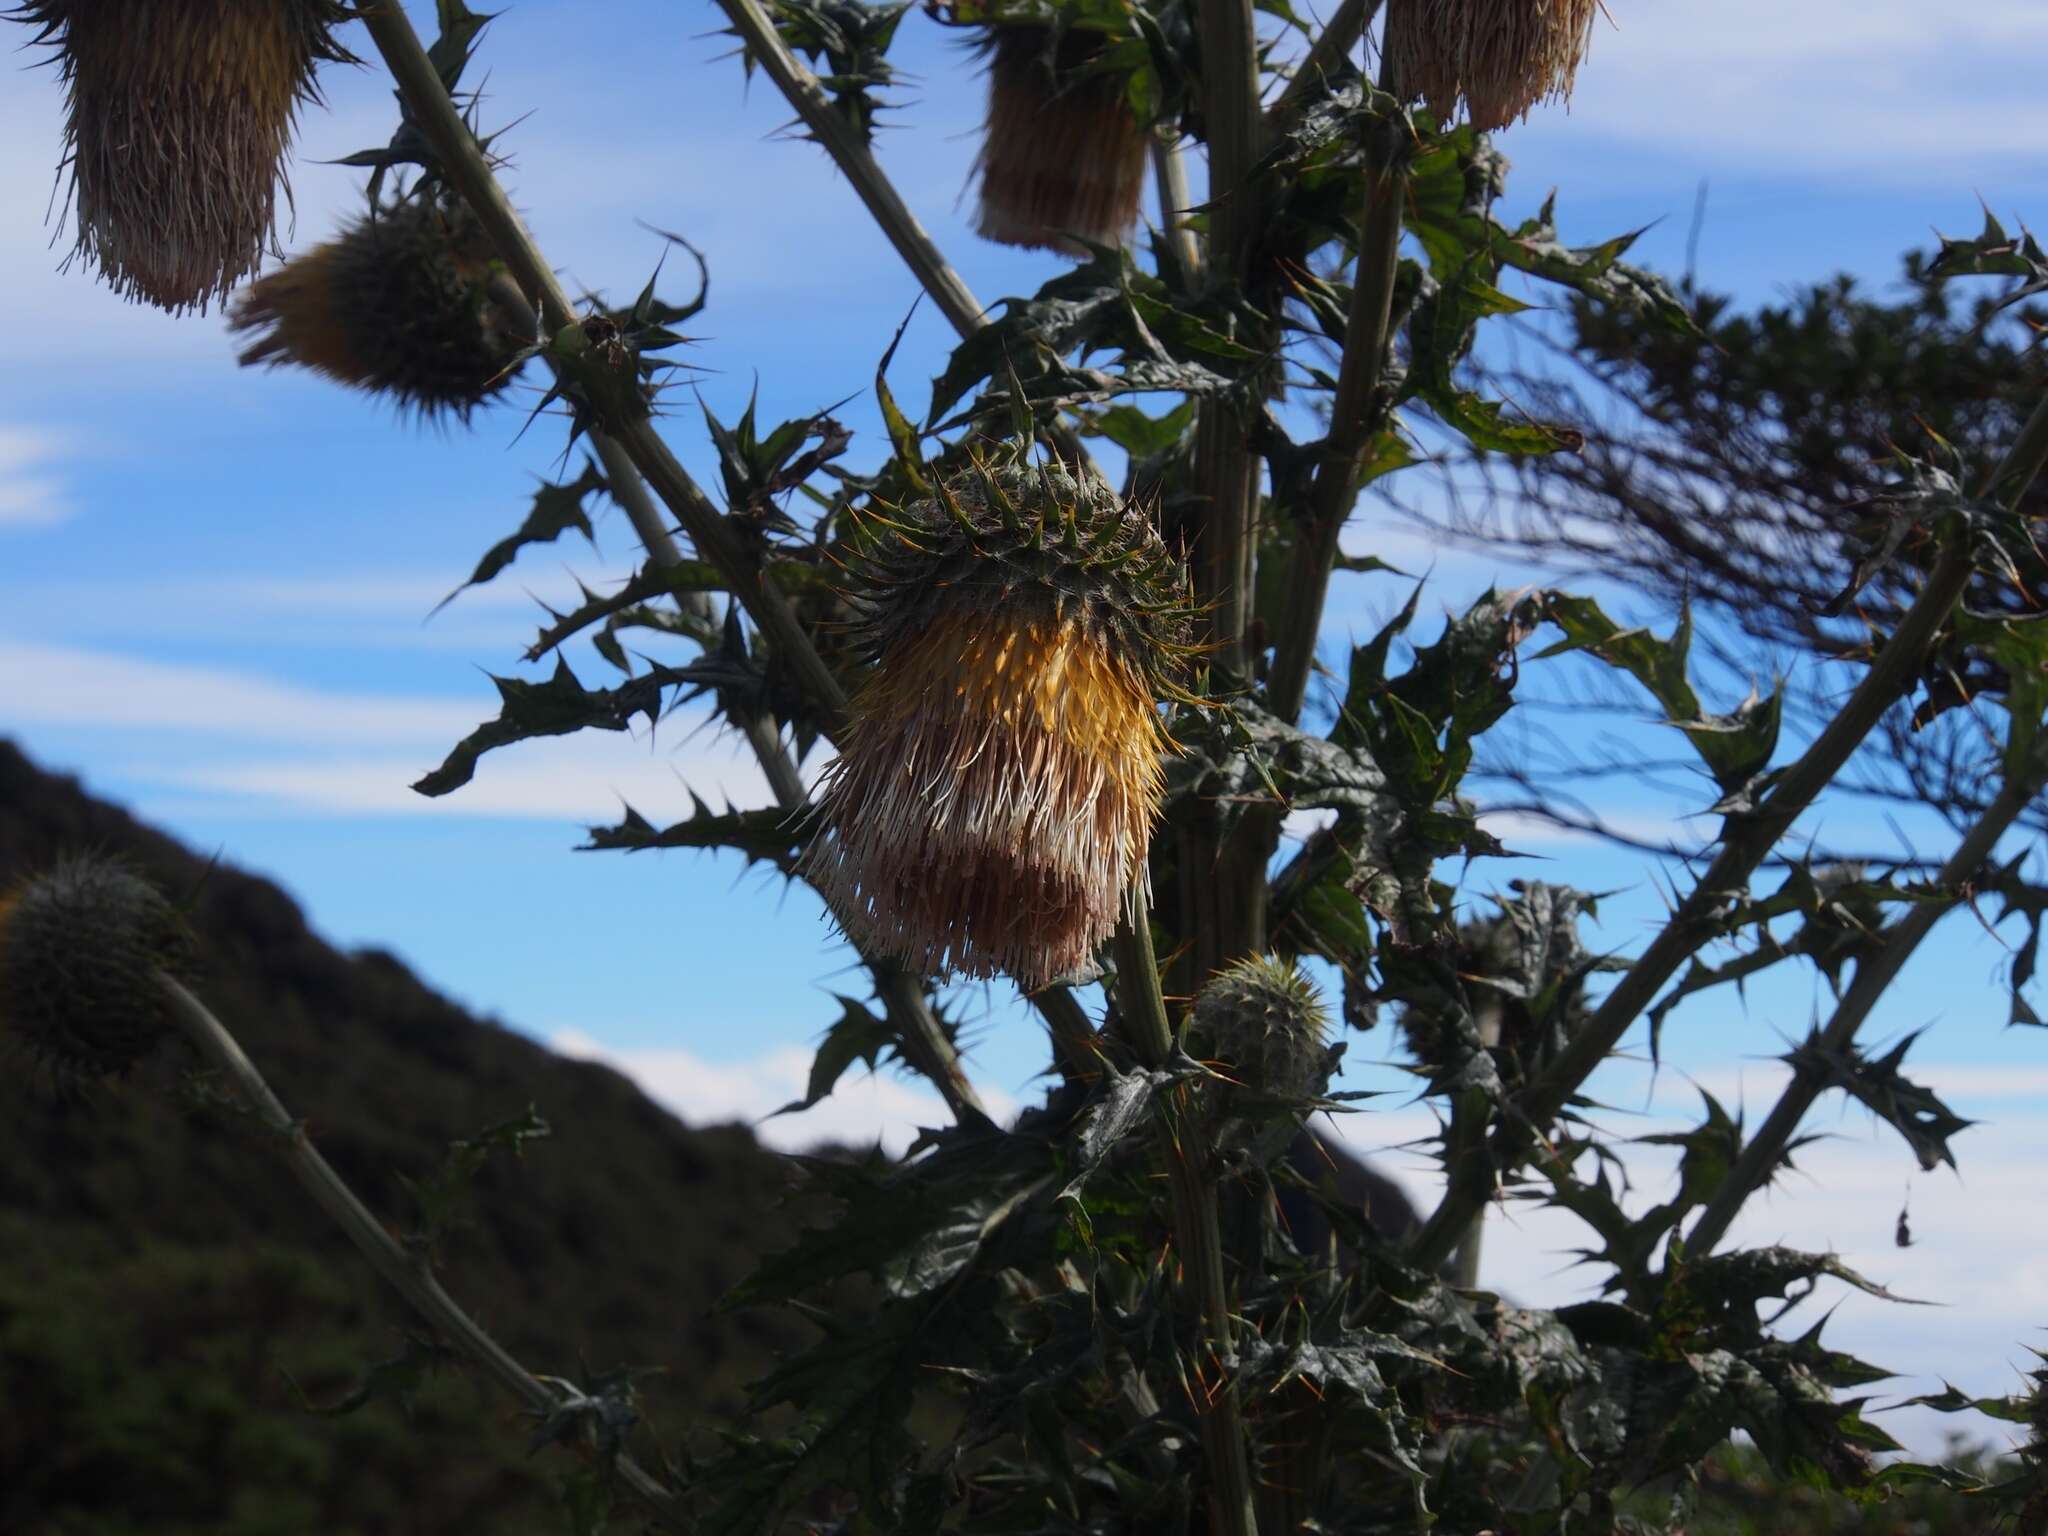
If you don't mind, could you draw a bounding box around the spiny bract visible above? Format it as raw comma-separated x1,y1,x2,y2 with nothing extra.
971,27,1150,255
1384,0,1597,135
1190,955,1333,1102
803,454,1196,993
229,193,525,420
11,0,356,314
0,853,197,1084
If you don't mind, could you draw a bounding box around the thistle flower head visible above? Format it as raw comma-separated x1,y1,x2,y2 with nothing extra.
971,27,1151,254
1190,956,1333,1102
1385,0,1598,134
229,193,524,420
12,0,356,314
803,454,1196,992
0,854,197,1085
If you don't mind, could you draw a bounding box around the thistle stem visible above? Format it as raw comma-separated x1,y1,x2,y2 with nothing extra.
1152,133,1206,282
1267,133,1406,724
355,0,848,733
1113,889,1260,1536
157,973,682,1518
1267,0,1384,134
1407,389,2048,1272
589,403,984,1123
1683,761,2046,1258
711,0,985,340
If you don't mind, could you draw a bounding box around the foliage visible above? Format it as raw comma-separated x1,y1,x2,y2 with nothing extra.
8,1,2048,1533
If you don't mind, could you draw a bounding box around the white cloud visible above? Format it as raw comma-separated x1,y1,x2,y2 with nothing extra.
1502,0,2048,182
550,1028,1020,1155
0,640,476,745
0,425,78,528
0,640,796,820
170,731,779,822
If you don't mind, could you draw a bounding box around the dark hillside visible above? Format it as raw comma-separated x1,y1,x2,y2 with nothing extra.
0,739,806,1535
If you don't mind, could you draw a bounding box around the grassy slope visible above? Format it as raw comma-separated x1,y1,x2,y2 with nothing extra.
0,739,806,1535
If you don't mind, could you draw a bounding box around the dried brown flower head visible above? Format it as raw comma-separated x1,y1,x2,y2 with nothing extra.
1384,0,1598,134
803,456,1196,992
0,853,197,1085
12,0,355,313
229,194,525,419
973,27,1151,255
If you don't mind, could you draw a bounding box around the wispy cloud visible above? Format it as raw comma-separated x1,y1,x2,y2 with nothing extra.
0,641,476,744
169,734,778,822
0,426,79,528
550,1028,1020,1155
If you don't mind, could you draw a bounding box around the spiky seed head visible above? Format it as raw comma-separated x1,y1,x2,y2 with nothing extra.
229,195,524,420
12,0,355,314
1384,0,1598,134
0,854,197,1084
1191,956,1332,1102
802,455,1196,993
973,27,1150,255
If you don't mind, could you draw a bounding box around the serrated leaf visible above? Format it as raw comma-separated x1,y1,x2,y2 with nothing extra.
439,459,605,611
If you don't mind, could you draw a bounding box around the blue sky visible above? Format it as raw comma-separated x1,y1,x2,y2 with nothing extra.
5,0,2047,1454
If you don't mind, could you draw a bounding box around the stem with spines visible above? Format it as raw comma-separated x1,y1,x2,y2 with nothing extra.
1113,890,1260,1536
1408,390,2048,1272
358,0,985,1121
1683,758,2047,1258
158,973,682,1518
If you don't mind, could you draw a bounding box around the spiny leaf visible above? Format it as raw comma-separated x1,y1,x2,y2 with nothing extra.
580,796,802,869
771,995,896,1119
438,459,605,612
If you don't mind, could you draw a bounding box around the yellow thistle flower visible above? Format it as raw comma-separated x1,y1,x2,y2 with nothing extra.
803,457,1196,992
0,854,197,1085
1384,0,1598,134
12,0,354,314
972,28,1151,255
229,194,524,420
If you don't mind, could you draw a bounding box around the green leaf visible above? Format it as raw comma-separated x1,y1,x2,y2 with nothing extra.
580,796,802,870
413,660,665,797
771,996,896,1119
1785,1028,1976,1172
399,1104,551,1252
1540,594,1783,797
438,459,605,611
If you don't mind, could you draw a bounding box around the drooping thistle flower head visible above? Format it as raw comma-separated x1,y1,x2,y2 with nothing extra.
0,853,198,1085
229,193,525,420
803,454,1197,992
971,26,1151,254
1384,0,1598,134
12,0,356,314
1190,956,1333,1103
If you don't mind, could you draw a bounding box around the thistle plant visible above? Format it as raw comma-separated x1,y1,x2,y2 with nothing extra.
10,0,2048,1532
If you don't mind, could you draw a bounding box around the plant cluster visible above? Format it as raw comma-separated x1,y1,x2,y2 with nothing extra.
7,0,2048,1533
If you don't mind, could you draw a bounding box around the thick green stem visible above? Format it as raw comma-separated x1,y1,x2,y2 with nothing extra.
158,974,682,1518
1268,143,1406,724
1683,763,2045,1258
1409,390,2048,1271
1113,889,1260,1536
1153,134,1206,282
